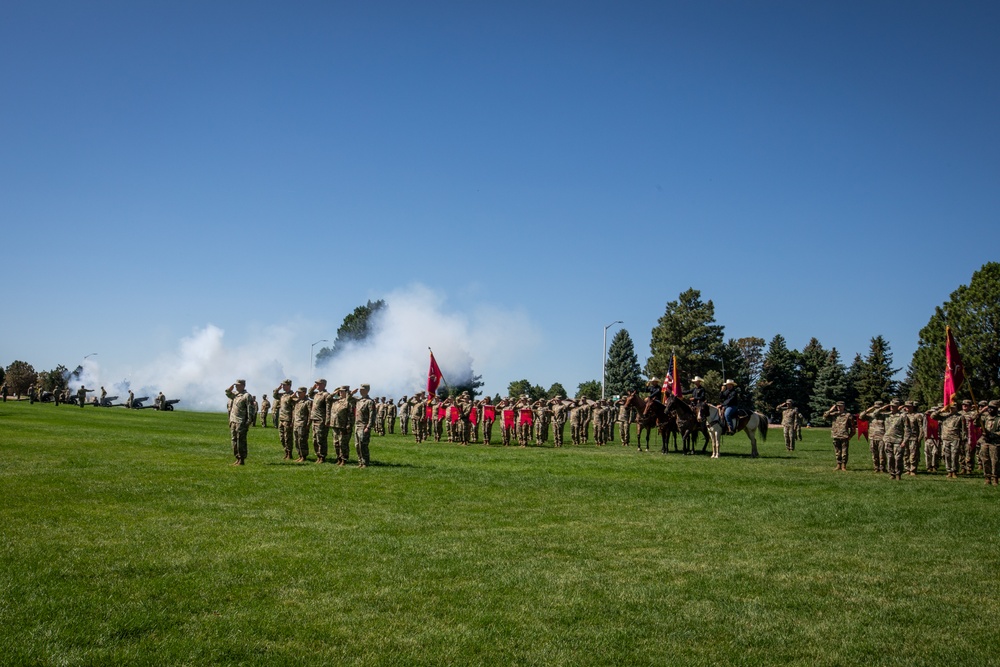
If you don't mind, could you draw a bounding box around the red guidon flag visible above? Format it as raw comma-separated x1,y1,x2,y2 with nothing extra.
856,419,869,441
944,326,965,407
427,350,444,398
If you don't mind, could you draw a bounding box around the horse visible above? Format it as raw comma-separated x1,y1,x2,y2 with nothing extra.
717,406,770,458
623,392,679,452
661,394,705,455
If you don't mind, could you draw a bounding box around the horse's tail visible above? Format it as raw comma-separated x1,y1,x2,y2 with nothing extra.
757,413,768,441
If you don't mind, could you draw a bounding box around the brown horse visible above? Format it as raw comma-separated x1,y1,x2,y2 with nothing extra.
623,391,678,452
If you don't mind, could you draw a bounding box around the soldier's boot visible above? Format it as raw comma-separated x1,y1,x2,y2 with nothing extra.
316,457,324,464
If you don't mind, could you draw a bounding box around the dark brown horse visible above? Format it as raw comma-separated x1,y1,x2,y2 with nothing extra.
623,391,678,452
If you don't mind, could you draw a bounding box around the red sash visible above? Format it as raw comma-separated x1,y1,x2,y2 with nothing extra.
856,419,869,441
502,409,515,428
448,406,460,423
926,417,940,440
519,409,533,426
469,407,478,425
483,405,495,421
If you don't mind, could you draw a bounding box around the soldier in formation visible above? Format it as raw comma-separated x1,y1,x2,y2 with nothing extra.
225,379,252,465
775,399,800,452
823,402,856,471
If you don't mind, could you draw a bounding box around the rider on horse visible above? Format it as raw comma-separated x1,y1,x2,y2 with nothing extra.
719,379,740,435
683,376,707,423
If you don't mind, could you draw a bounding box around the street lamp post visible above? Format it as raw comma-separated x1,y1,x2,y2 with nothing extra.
310,339,328,378
601,321,623,400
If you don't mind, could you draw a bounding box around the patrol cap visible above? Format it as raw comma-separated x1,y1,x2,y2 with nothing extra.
904,401,914,408
360,383,371,390
315,378,326,385
989,400,1000,408
282,378,292,385
962,399,972,405
979,400,988,407
785,399,794,405
297,386,308,393
836,401,846,408
339,385,350,392
235,379,246,385
874,400,884,407
890,399,901,406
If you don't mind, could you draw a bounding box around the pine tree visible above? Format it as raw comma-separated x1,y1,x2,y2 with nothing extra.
547,382,568,399
794,338,828,421
856,335,898,408
909,262,1000,406
843,353,864,412
604,329,643,399
754,335,798,417
646,288,725,381
810,349,847,423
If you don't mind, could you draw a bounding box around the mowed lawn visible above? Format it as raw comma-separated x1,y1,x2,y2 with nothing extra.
1,401,998,666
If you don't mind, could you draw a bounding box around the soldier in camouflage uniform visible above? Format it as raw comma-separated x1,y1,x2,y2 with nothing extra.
291,387,312,462
410,392,427,443
959,399,977,475
480,396,496,445
386,398,397,434
329,386,355,465
309,379,333,463
431,396,445,442
823,401,856,471
861,400,888,472
775,399,800,452
533,399,552,446
354,384,376,467
930,402,966,478
551,398,568,447
873,400,907,480
569,400,584,445
274,379,296,460
902,401,925,476
499,399,515,446
225,379,253,465
616,397,633,447
259,394,271,428
975,401,1000,486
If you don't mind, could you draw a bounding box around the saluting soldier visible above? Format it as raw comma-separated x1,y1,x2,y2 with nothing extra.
823,401,856,471
775,399,800,452
330,386,356,466
959,399,977,475
225,380,253,465
551,397,568,447
930,402,967,479
274,379,295,460
902,401,925,476
309,379,333,464
292,387,312,462
861,401,888,473
259,394,271,428
975,400,1000,486
354,384,376,467
397,396,410,435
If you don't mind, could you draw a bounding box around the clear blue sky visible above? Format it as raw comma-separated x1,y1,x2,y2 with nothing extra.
2,1,997,408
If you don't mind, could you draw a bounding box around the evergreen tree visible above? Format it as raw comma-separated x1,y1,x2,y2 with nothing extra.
576,380,602,400
909,262,1000,406
315,299,387,365
794,338,828,421
728,337,765,390
547,382,568,399
507,379,532,398
856,335,898,408
646,288,725,381
604,329,643,399
754,335,798,417
843,353,864,412
809,349,847,423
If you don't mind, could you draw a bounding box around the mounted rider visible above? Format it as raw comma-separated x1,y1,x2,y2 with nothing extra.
683,376,707,423
718,379,740,435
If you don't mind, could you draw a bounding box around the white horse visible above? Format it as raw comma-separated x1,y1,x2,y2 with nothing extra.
714,406,769,458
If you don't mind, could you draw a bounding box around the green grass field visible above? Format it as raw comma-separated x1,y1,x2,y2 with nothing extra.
1,401,998,666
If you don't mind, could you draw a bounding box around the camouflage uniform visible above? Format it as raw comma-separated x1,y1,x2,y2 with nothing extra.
330,386,356,465
616,399,633,446
923,410,942,472
260,395,270,428
776,400,799,452
975,403,1000,485
386,399,397,434
862,402,888,472
354,387,376,467
398,397,410,435
960,402,977,474
225,382,253,464
534,401,552,445
309,383,333,462
902,403,925,475
278,390,297,460
823,403,856,470
551,400,568,447
930,405,966,477
292,390,312,461
878,403,907,480
500,403,515,446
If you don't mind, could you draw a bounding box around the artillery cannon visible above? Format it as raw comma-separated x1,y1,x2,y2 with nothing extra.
129,396,151,409
99,395,119,407
157,398,181,411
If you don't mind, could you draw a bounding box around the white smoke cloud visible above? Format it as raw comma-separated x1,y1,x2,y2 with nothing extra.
317,284,541,399
65,285,541,411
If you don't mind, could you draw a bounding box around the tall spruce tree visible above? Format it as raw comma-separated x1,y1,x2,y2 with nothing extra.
843,353,864,412
810,349,848,423
604,329,643,399
908,262,1000,406
795,338,828,421
754,334,798,417
646,288,725,382
856,335,898,408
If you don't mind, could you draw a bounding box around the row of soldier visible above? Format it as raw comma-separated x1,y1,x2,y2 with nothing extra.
778,397,1000,484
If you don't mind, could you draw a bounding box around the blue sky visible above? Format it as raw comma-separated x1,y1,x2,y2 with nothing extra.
2,1,997,408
